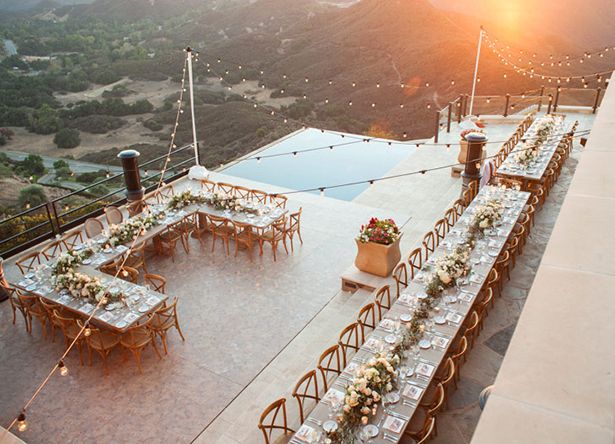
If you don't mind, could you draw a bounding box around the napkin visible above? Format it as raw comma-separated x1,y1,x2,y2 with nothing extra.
415,362,435,377
402,384,424,400
383,416,405,434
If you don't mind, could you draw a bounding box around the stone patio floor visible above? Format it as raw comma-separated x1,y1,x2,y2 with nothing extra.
0,111,594,444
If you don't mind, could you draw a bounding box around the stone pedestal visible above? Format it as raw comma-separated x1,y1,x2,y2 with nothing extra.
118,149,144,202
461,133,487,196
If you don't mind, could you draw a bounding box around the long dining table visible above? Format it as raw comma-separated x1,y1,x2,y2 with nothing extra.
496,115,571,188
7,184,287,333
292,185,530,444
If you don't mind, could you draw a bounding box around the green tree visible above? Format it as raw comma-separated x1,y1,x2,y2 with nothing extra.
53,128,81,149
18,185,47,209
17,154,45,177
28,104,60,134
53,159,70,170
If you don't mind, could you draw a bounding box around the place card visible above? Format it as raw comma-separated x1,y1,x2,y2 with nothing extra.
415,362,435,378
432,336,450,349
402,383,424,401
145,295,160,305
383,415,405,434
123,312,139,323
344,361,359,376
379,319,395,331
458,292,473,303
99,311,114,322
363,337,382,352
295,424,316,443
445,311,463,324
322,389,345,406
398,294,413,306
58,295,73,304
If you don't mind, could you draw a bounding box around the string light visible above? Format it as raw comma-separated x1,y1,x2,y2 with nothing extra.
59,360,68,376
17,413,27,432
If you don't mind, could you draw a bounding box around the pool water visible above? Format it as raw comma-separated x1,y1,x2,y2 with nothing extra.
222,128,416,201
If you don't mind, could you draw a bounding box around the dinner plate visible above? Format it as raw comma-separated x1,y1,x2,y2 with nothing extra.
416,291,428,300
419,339,432,349
82,259,92,265
26,284,37,291
115,320,127,329
434,315,446,325
363,424,379,438
138,305,150,313
400,313,412,322
24,272,35,279
322,420,338,433
385,334,397,344
385,392,400,404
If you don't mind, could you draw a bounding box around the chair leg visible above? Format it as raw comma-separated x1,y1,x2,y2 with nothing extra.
175,320,186,341
297,229,303,245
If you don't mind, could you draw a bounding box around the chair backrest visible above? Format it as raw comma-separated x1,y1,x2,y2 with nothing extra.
18,291,40,309
16,251,41,275
208,214,230,230
338,322,361,366
119,266,139,284
464,310,480,339
217,182,235,196
250,189,268,204
408,247,423,279
54,309,79,333
292,369,321,423
84,218,104,239
258,398,294,444
317,344,342,392
61,231,84,250
234,185,251,200
357,302,378,340
41,239,65,261
100,257,123,276
434,219,447,245
427,382,446,416
392,263,407,298
158,184,175,200
451,336,468,367
288,207,302,233
422,231,436,260
39,298,60,316
200,179,217,193
416,416,436,444
105,206,123,225
127,200,146,217
269,194,287,209
486,269,499,292
453,199,466,217
152,297,178,327
144,273,167,293
374,285,392,311
439,358,456,395
444,207,457,229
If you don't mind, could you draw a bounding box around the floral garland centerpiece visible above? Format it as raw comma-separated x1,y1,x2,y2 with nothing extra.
166,190,207,210
357,218,400,245
104,213,158,247
514,143,540,167
204,192,260,214
53,247,96,276
469,199,503,236
424,245,472,296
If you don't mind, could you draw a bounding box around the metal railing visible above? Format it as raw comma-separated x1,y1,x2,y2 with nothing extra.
433,86,604,142
0,143,198,258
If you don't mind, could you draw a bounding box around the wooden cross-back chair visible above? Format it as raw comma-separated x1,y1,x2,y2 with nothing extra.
200,179,216,193
285,207,303,252
105,206,123,225
392,262,408,298
374,284,393,311
258,398,295,444
422,231,436,260
41,239,65,261
217,182,235,196
234,185,251,200
16,251,41,276
292,369,321,423
317,344,342,392
250,189,268,204
84,218,104,239
434,218,447,246
269,194,287,209
338,322,362,367
408,247,423,280
61,231,84,250
357,302,379,341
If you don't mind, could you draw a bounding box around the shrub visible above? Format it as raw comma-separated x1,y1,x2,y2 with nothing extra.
16,154,45,177
18,185,47,209
55,167,72,180
28,104,60,134
88,184,110,197
76,170,107,183
53,159,70,170
143,119,163,131
54,128,81,148
66,115,125,134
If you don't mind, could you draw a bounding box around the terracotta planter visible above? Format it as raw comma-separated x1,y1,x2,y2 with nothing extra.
354,235,402,277
458,139,487,165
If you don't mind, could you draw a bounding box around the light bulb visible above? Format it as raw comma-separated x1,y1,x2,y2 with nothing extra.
319,188,325,197
59,360,68,376
17,413,27,432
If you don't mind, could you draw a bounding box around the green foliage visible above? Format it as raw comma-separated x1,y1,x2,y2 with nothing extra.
143,119,163,131
0,135,6,146
1,55,28,71
53,159,70,170
75,170,107,183
55,167,73,180
88,184,110,197
282,100,315,119
61,98,154,119
28,104,61,134
90,69,122,85
16,154,45,177
66,115,126,134
0,162,12,178
53,128,81,149
18,185,47,209
0,107,30,127
101,84,132,98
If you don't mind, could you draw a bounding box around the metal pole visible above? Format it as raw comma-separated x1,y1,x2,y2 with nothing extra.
468,27,484,116
547,94,553,114
185,47,200,165
553,87,561,112
593,87,602,113
503,94,510,117
434,111,440,143
447,103,453,133
537,85,545,112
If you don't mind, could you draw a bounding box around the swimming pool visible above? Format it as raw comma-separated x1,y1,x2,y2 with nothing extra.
222,128,416,201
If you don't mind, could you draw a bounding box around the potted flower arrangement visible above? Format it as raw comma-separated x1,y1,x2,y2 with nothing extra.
355,218,402,277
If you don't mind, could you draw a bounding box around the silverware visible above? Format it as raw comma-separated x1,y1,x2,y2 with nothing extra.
383,432,398,442
306,417,322,426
